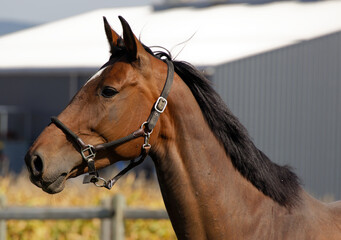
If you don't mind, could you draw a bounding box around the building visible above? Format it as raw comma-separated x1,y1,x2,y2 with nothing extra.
0,0,340,198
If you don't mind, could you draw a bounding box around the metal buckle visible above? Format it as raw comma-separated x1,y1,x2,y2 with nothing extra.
81,144,96,161
154,97,167,113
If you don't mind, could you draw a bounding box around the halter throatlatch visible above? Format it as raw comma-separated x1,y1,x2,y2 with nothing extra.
50,59,174,190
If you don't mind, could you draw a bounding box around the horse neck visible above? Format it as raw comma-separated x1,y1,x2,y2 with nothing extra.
150,77,280,239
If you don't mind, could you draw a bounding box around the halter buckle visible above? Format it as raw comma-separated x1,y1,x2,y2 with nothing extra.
81,144,96,161
154,96,167,113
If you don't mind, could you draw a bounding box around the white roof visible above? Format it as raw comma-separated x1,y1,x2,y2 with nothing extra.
1,0,341,69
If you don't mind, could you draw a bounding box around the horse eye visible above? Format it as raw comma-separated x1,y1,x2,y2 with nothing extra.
101,86,118,98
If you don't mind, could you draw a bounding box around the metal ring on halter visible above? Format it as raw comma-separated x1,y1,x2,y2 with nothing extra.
141,121,153,135
93,176,109,187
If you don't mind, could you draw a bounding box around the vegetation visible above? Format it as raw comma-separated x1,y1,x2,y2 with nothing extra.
0,170,176,240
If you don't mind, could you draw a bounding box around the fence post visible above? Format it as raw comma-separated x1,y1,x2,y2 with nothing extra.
111,194,125,240
100,197,112,240
0,195,6,240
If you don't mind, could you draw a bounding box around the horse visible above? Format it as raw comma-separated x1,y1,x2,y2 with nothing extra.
25,16,341,239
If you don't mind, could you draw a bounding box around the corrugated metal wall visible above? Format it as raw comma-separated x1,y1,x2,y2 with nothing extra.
213,31,341,199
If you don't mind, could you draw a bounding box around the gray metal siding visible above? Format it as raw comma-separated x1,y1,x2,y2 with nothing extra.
212,31,341,199
0,72,93,141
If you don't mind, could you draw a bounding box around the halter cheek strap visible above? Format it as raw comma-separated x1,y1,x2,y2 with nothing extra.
50,59,174,190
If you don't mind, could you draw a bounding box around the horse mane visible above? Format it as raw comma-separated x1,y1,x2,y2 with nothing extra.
148,48,301,208
108,44,301,208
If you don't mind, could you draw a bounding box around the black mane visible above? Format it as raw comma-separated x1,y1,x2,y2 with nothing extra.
149,48,301,208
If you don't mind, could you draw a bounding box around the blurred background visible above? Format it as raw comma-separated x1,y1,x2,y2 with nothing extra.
0,0,341,238
1,0,341,198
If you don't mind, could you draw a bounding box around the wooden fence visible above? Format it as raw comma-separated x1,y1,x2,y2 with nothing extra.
0,194,169,240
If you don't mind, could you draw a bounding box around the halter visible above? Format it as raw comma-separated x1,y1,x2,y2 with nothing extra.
50,59,174,190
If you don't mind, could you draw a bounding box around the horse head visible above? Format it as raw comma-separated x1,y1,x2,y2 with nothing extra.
25,16,172,193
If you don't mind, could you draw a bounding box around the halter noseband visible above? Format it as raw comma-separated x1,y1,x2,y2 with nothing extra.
50,59,174,190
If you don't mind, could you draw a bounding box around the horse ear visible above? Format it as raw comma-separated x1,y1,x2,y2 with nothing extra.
103,17,121,52
118,16,148,62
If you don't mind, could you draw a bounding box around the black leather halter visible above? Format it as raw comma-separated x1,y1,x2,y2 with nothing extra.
50,59,174,189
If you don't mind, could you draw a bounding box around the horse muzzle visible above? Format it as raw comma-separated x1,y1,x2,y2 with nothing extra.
25,151,68,194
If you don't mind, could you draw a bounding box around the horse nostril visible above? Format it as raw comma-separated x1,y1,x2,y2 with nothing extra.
31,154,44,176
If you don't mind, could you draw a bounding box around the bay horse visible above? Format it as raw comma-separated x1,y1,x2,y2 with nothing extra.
25,16,341,239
